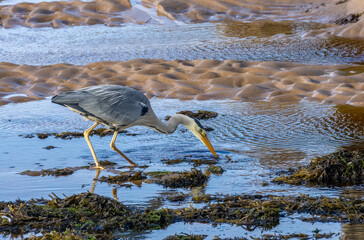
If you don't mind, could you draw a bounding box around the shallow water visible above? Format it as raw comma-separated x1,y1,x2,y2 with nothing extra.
128,216,343,239
0,21,363,65
1,98,364,202
1,98,364,238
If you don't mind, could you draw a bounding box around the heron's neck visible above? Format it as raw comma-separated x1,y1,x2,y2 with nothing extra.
148,114,192,135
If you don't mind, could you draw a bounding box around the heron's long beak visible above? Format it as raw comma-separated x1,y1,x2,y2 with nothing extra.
200,134,217,157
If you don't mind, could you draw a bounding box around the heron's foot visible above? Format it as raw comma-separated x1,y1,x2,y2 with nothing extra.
92,165,105,170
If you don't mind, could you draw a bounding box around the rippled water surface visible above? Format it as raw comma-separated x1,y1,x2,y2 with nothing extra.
1,98,364,201
0,21,364,65
1,98,364,238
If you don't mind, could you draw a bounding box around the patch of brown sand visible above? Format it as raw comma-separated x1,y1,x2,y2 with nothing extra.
304,0,364,38
144,0,364,38
145,0,317,23
1,59,364,107
0,0,364,39
0,0,354,29
0,0,169,28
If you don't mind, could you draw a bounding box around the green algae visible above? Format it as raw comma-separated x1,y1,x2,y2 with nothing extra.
273,150,364,186
0,192,363,238
0,193,173,238
192,193,364,223
175,200,280,229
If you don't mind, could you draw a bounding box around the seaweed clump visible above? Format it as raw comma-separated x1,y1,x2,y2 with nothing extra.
161,157,217,167
37,133,51,139
26,229,100,239
20,167,88,177
1,192,363,238
0,193,173,237
250,233,334,240
273,150,364,186
98,171,146,185
53,128,114,139
97,160,117,166
167,193,190,202
165,110,218,120
206,165,224,174
163,233,207,240
43,145,56,150
178,110,218,120
21,128,134,140
175,195,281,228
183,193,364,227
146,169,209,188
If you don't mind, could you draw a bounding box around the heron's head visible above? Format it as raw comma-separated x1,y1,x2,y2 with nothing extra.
184,117,217,157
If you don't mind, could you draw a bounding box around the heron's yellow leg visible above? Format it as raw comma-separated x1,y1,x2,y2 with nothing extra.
112,188,119,201
84,122,104,169
90,169,101,193
110,131,137,166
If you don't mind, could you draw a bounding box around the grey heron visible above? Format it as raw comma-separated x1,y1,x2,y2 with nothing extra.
52,85,217,169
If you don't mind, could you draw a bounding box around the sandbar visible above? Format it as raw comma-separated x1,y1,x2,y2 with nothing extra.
0,59,363,107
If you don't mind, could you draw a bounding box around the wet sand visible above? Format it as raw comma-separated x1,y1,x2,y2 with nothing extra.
0,60,364,107
0,0,363,38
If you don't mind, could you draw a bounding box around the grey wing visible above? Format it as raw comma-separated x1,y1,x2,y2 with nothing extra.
52,85,150,127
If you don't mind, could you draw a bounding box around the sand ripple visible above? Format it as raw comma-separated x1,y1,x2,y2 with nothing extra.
0,0,312,28
0,0,164,28
0,0,363,39
0,59,363,107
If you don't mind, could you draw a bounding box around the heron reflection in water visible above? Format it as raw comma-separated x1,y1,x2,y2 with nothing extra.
52,85,217,169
